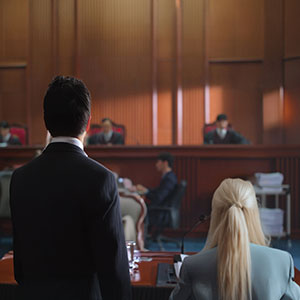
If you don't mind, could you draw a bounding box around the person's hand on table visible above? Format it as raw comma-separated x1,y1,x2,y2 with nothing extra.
136,184,148,194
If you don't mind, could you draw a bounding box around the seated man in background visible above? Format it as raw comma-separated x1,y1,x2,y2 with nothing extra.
134,152,177,234
88,118,124,145
0,121,21,147
204,113,249,144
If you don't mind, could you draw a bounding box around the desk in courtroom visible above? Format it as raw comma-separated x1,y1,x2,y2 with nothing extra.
0,251,299,300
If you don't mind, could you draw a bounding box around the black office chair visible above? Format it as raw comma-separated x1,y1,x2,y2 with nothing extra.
148,180,187,251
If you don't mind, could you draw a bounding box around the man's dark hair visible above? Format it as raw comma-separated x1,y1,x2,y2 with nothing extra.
44,76,91,137
0,121,10,129
157,152,174,168
216,114,228,121
101,118,113,125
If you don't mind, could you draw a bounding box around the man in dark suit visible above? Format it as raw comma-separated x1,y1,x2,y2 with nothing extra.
10,76,131,300
0,121,21,146
204,113,249,144
88,118,124,145
134,152,177,231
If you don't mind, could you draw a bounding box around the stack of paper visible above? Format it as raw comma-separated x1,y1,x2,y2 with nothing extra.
254,172,284,192
259,208,284,236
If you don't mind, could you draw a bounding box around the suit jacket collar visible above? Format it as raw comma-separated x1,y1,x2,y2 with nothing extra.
43,142,87,157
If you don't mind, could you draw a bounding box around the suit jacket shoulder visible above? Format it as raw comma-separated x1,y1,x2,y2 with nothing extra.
170,244,300,300
112,132,124,144
10,143,131,300
204,131,215,144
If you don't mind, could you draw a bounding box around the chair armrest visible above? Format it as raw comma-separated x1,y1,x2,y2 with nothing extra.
119,193,147,250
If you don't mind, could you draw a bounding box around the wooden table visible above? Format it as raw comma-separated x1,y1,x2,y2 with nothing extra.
0,252,176,300
0,251,299,300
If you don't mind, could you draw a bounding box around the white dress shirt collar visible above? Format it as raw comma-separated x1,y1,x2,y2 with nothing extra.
50,136,87,156
103,130,113,142
216,128,227,139
3,133,11,143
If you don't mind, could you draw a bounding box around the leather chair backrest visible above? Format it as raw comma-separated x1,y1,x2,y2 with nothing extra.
120,196,141,224
119,194,147,250
10,125,28,145
166,180,187,229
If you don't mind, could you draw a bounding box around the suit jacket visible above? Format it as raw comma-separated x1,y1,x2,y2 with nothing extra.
146,171,177,227
0,134,21,146
146,171,177,206
170,243,300,300
88,132,124,145
10,142,131,300
204,129,249,144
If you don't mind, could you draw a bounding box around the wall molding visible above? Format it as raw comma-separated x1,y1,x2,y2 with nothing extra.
283,56,300,61
0,62,27,69
209,58,263,64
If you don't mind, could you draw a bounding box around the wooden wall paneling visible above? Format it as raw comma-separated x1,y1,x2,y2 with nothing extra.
284,0,300,58
283,0,300,145
181,0,205,145
78,0,152,145
209,63,263,144
156,0,175,145
262,0,284,145
0,0,28,128
29,0,55,145
0,0,28,62
0,69,27,125
151,0,158,145
208,0,264,60
56,0,76,76
284,60,300,144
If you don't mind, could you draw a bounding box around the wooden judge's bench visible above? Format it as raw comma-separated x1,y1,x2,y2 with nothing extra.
1,145,300,237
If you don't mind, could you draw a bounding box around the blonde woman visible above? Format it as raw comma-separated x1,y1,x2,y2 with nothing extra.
170,178,300,300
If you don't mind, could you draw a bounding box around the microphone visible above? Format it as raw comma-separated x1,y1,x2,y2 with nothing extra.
181,214,209,254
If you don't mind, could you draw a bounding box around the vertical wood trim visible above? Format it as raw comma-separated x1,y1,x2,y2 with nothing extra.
151,0,158,145
52,0,58,75
175,0,183,145
279,85,285,141
262,0,284,144
203,0,210,124
74,0,79,77
281,0,286,144
280,1,285,143
26,0,32,145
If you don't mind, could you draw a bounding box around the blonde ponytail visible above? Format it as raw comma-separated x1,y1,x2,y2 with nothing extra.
203,178,268,300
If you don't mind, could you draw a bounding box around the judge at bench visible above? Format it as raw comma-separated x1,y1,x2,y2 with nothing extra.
10,76,131,300
0,121,21,147
88,118,124,145
170,178,300,300
204,114,249,144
